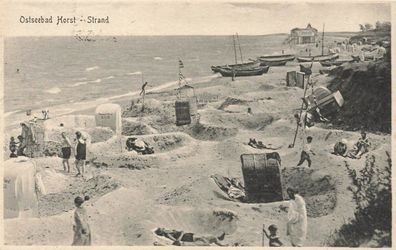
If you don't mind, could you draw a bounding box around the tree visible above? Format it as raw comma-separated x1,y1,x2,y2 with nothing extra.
359,24,365,32
375,21,381,30
364,23,373,31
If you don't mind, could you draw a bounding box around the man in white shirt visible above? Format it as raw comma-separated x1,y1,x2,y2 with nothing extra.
296,136,315,168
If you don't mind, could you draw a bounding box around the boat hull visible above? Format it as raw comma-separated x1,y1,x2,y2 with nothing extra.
211,60,261,72
217,66,270,77
258,60,288,66
297,53,339,62
257,55,295,66
320,59,353,67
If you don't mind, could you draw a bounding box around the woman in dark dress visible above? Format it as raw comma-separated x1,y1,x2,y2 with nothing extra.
61,132,72,172
75,131,87,177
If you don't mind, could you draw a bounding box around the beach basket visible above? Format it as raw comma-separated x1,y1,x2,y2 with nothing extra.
306,87,344,116
296,72,305,89
286,71,297,87
175,100,191,126
240,153,284,203
177,85,198,115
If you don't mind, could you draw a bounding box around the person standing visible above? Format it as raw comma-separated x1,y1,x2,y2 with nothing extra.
296,136,315,168
72,196,91,246
286,188,307,247
61,132,72,172
140,81,148,96
75,131,87,177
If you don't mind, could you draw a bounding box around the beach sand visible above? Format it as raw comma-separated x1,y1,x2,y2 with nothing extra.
4,56,391,246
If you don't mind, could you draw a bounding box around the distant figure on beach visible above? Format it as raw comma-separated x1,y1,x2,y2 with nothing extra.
9,137,18,158
140,81,148,96
61,132,72,172
286,188,307,247
42,110,50,120
75,131,87,177
154,228,227,246
72,196,91,246
16,68,20,73
263,224,283,247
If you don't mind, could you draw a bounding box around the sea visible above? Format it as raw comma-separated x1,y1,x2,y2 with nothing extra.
4,35,290,117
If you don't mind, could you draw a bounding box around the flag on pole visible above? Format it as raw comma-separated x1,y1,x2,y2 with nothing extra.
179,59,184,69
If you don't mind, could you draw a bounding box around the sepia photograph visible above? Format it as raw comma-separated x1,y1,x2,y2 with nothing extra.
1,1,393,248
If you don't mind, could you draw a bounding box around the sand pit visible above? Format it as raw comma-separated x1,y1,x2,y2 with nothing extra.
200,110,276,131
148,206,238,244
38,174,119,217
122,118,157,135
188,122,239,141
283,168,337,218
89,133,195,169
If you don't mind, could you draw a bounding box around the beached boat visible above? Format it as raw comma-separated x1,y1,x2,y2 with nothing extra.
297,53,339,62
217,66,270,77
256,54,295,66
211,60,261,73
320,58,354,67
211,33,261,73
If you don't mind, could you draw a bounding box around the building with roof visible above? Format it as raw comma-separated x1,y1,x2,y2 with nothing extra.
289,24,318,45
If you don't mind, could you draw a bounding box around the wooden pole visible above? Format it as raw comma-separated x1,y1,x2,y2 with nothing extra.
236,33,243,63
289,74,309,148
322,23,325,56
233,35,238,64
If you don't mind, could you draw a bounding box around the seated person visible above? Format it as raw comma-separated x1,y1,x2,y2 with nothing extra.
154,228,227,246
352,131,370,159
263,224,283,247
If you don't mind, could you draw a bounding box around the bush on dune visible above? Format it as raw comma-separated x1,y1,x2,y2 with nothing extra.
326,152,391,247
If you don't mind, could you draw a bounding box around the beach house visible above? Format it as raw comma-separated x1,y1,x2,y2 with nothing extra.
289,23,318,45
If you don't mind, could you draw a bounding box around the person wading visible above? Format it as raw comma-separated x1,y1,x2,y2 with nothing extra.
72,196,91,246
74,131,87,177
61,132,72,172
286,188,307,247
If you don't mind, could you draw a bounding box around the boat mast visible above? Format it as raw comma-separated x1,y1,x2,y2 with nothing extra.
236,33,244,63
321,23,325,56
233,34,238,64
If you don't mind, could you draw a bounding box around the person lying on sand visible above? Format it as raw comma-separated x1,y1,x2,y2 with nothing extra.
248,138,282,150
154,228,227,246
211,174,246,202
126,137,154,155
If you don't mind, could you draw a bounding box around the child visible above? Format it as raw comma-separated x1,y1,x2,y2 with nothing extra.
9,137,18,158
263,224,283,247
297,136,315,168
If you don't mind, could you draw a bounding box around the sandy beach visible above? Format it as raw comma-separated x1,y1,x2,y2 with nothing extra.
4,49,391,246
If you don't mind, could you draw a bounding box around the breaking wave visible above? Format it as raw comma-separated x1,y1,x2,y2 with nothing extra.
85,66,100,71
45,87,62,94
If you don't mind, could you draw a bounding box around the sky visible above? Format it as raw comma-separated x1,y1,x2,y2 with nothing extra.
3,1,392,36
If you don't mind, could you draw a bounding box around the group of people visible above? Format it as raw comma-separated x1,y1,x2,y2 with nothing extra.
60,131,87,177
9,122,36,158
152,187,307,247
